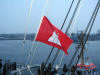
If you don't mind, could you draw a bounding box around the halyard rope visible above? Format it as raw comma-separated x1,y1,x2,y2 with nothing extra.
19,0,34,63
45,0,75,66
58,0,84,67
19,0,34,75
27,0,49,66
51,0,82,66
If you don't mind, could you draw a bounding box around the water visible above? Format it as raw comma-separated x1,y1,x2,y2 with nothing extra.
0,40,100,70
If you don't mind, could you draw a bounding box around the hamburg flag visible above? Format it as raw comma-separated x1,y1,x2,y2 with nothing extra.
36,16,73,54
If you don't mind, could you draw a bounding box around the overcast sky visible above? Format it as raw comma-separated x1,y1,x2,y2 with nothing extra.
0,0,100,34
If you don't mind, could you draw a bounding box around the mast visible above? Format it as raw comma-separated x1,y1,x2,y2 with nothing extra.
78,31,85,65
81,42,84,65
75,0,100,70
68,0,100,68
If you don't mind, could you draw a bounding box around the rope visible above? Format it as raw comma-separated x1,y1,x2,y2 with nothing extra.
19,0,34,63
29,42,39,65
51,0,82,66
51,33,74,66
55,30,74,67
27,0,49,65
68,44,81,67
76,0,100,68
16,0,49,74
45,0,75,66
66,1,100,75
26,41,35,64
58,0,83,67
18,0,34,75
27,65,34,75
23,0,34,43
26,16,45,65
59,52,65,66
65,0,81,33
68,0,100,67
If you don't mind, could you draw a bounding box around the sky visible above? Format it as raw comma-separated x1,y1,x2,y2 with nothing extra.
0,0,100,34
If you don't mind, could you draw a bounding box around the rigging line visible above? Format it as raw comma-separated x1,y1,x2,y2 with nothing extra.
44,0,75,66
26,0,53,66
29,71,34,75
68,0,100,68
67,4,100,74
27,65,34,75
76,0,100,69
58,0,83,67
24,0,34,43
51,33,73,66
51,0,82,66
59,53,65,66
45,0,53,16
58,30,77,67
61,0,75,30
65,0,81,33
58,32,74,66
27,0,49,65
26,17,44,65
68,44,81,67
58,26,76,66
29,42,39,65
82,0,100,47
19,0,34,63
83,1,100,38
26,41,36,64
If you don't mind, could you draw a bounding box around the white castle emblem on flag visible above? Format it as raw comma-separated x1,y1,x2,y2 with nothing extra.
48,31,61,46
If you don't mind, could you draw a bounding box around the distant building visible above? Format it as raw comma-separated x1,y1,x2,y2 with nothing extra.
97,29,100,35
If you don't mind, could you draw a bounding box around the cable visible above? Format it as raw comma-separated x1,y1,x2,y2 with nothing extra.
68,44,81,67
17,0,34,75
27,65,34,75
68,0,100,68
29,42,39,65
58,0,84,67
27,0,49,65
51,0,82,66
19,0,34,63
76,0,100,67
45,0,75,66
66,1,100,75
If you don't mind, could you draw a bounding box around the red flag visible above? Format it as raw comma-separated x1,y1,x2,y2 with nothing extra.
36,16,73,54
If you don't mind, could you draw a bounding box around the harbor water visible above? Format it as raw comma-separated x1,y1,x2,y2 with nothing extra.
0,40,100,71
